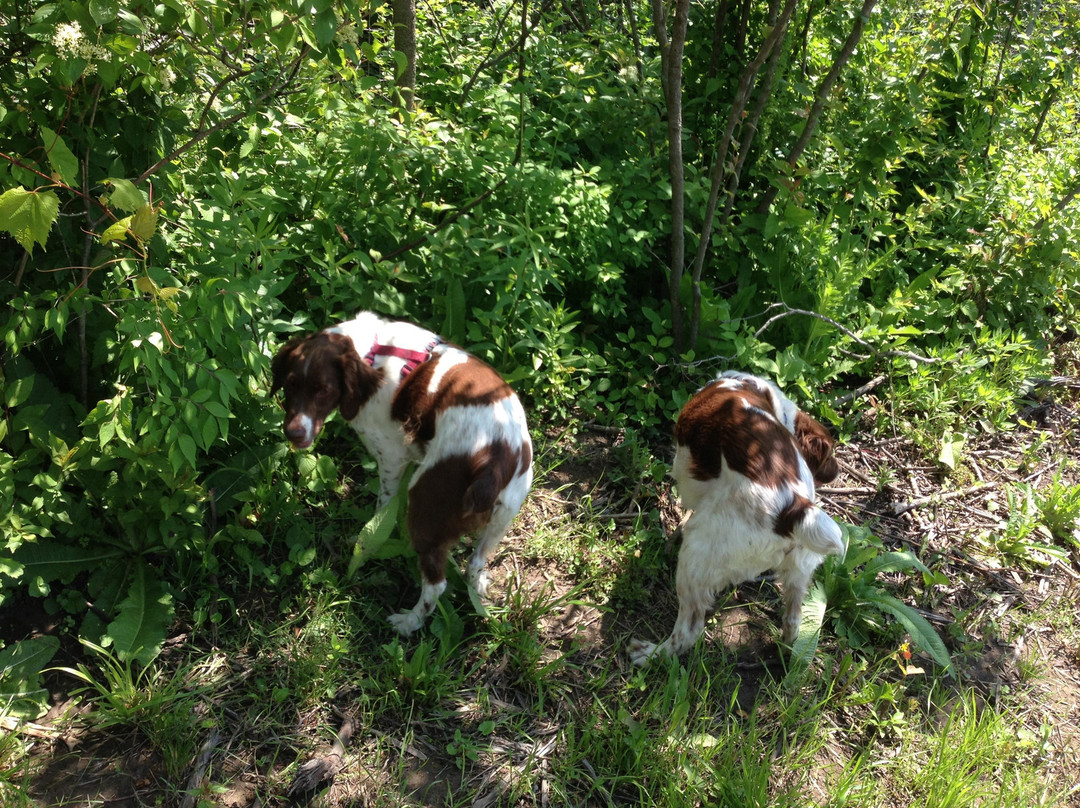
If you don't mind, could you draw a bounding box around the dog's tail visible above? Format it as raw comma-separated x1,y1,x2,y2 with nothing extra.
777,495,845,557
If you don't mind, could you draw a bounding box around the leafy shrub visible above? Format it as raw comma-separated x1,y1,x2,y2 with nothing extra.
794,524,953,676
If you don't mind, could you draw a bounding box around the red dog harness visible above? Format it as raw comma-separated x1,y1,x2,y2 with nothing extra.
363,337,443,380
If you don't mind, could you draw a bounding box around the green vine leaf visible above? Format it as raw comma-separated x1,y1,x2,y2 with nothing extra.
130,204,158,242
0,187,60,255
101,215,133,245
103,178,146,212
40,126,78,185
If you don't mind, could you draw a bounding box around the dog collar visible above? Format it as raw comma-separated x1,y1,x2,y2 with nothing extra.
363,337,443,380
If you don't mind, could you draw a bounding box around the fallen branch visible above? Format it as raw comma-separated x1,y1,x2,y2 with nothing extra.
0,716,61,739
832,374,887,407
180,727,221,808
287,709,359,798
1029,376,1080,390
893,481,998,517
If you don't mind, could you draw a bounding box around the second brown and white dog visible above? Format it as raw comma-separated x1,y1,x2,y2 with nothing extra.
270,312,533,636
629,371,843,664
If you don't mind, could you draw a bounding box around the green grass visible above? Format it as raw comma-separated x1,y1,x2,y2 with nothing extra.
5,430,1080,807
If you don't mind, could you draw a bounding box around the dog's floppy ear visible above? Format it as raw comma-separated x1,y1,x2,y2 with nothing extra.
333,333,381,421
270,336,306,395
794,411,840,485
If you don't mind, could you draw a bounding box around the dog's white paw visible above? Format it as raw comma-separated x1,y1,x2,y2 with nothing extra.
387,611,422,637
628,638,660,667
469,568,493,600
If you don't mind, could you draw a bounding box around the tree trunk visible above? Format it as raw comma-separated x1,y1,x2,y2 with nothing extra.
708,0,731,81
719,0,786,227
652,0,691,352
393,0,418,111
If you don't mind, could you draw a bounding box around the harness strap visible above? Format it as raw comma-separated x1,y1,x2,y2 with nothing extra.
363,337,443,380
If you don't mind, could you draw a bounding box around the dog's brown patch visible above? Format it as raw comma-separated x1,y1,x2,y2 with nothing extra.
675,383,804,490
794,410,839,484
407,454,493,584
392,354,514,446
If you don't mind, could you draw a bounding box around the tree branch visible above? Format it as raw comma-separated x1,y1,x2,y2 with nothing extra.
652,0,691,351
754,301,939,365
755,0,879,216
376,176,510,263
136,49,310,185
1032,177,1080,232
687,0,798,348
460,0,526,99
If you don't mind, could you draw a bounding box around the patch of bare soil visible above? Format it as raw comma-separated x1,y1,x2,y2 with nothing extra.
11,389,1080,806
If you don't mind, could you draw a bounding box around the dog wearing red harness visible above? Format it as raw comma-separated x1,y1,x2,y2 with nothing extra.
270,312,533,635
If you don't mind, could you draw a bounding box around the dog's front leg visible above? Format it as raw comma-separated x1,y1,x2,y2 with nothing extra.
628,599,708,665
363,438,412,508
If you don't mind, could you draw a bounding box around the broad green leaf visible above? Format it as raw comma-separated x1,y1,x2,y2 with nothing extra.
0,635,60,681
0,636,59,720
442,277,465,343
101,216,133,244
863,550,929,579
785,582,827,683
117,8,146,34
347,466,414,578
313,8,337,45
177,433,197,468
40,127,78,185
0,187,59,254
347,488,403,578
200,414,218,450
11,541,123,584
864,591,953,675
103,178,146,212
4,373,34,407
99,418,116,447
938,431,965,469
783,204,814,225
89,0,119,24
130,204,157,242
104,565,173,666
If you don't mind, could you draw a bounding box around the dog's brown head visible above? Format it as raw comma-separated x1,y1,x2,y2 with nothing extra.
793,410,839,485
270,331,381,448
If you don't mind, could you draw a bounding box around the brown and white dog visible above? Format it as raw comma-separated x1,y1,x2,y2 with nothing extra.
629,371,843,664
270,312,533,636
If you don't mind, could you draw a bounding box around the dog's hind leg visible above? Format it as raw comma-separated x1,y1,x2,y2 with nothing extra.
388,531,451,637
775,547,823,644
465,470,532,599
629,517,723,665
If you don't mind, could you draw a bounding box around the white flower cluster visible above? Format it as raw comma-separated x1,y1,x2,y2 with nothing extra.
335,23,360,47
52,21,109,63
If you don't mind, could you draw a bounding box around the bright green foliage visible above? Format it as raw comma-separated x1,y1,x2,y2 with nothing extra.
816,525,953,675
0,0,1077,698
0,189,59,254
